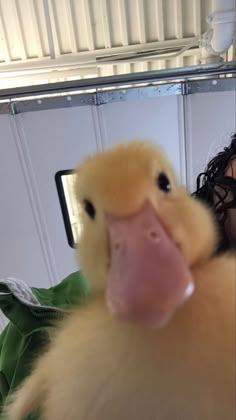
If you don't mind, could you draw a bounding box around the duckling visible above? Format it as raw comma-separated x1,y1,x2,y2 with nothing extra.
6,140,235,420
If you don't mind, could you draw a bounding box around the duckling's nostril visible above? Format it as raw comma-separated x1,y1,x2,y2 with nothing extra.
114,242,121,251
149,230,161,243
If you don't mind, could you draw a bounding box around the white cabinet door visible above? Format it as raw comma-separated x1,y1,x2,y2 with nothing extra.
0,115,50,289
16,106,101,283
185,91,236,192
98,95,186,185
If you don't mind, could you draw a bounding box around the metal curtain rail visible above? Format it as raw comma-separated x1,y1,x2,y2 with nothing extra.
0,62,235,101
0,78,235,115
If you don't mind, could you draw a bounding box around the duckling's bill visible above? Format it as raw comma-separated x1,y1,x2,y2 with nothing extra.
105,201,195,328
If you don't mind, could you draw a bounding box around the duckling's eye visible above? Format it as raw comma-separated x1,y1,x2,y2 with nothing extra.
83,199,96,220
156,172,171,193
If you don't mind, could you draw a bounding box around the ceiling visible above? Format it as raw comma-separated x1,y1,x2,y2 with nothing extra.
0,0,235,89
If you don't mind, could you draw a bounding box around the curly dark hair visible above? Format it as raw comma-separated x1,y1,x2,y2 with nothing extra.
192,133,236,253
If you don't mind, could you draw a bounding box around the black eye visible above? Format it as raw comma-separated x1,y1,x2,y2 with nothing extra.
83,199,96,219
156,172,171,192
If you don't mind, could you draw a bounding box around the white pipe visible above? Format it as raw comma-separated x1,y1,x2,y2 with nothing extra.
0,37,199,72
206,0,236,55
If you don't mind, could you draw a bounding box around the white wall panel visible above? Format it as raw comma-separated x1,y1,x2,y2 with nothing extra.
98,95,186,184
0,115,50,288
185,91,236,192
16,106,101,283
